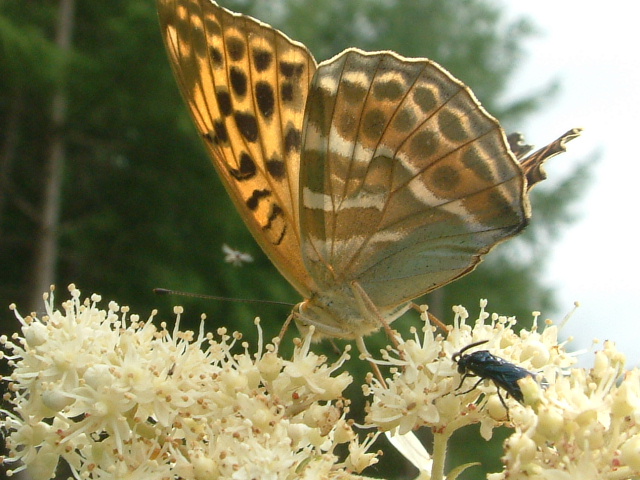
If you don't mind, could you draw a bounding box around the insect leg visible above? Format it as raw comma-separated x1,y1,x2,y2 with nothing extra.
455,375,484,396
495,388,512,422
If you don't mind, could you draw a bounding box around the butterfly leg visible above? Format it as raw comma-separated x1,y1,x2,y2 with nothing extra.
278,312,295,342
350,281,401,350
410,303,448,332
354,336,389,388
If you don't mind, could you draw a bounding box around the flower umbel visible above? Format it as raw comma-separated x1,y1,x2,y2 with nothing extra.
494,340,640,480
363,302,640,480
3,288,640,480
365,302,576,440
0,285,374,479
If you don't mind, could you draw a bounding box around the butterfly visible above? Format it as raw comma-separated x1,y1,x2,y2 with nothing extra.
156,0,580,340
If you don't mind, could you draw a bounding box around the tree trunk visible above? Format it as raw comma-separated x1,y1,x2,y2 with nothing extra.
29,0,76,312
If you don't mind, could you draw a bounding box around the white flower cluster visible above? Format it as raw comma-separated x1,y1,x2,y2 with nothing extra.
0,286,375,480
365,302,576,440
491,340,640,480
364,303,640,479
3,288,640,480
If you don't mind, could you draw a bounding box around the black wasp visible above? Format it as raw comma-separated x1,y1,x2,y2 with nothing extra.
452,340,536,418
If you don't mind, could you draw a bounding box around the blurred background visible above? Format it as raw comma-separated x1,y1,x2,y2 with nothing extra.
504,1,640,369
1,0,636,478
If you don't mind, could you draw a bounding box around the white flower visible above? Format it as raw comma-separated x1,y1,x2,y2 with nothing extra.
4,289,640,480
363,301,581,480
0,285,376,479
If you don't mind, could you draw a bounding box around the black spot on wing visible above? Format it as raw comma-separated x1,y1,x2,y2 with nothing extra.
255,81,275,119
210,47,223,67
229,152,257,181
216,91,232,116
226,37,245,61
264,203,286,245
281,83,293,103
234,112,259,142
230,67,248,97
284,126,301,153
266,157,286,180
246,188,271,210
253,48,272,72
279,61,305,78
204,121,229,145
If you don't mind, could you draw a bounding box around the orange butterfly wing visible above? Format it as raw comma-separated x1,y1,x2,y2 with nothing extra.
157,0,318,298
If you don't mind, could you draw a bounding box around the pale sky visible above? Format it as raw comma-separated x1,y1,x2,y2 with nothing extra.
505,2,640,366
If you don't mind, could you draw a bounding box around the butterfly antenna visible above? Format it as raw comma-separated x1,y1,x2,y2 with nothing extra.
153,288,294,307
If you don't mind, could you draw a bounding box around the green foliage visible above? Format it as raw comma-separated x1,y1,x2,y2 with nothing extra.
0,1,592,478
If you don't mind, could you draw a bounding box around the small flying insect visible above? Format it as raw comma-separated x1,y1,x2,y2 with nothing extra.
452,340,536,420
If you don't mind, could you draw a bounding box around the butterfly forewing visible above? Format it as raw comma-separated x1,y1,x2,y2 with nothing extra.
300,49,528,307
157,0,318,297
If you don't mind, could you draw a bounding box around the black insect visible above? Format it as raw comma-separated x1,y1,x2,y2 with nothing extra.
452,340,535,418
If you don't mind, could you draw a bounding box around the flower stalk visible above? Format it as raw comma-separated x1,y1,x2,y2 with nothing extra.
430,430,450,480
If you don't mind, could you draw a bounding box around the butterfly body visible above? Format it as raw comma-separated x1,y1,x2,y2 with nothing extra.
295,282,414,339
157,0,580,340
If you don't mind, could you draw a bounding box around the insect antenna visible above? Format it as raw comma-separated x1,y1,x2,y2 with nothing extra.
153,288,294,307
452,339,490,362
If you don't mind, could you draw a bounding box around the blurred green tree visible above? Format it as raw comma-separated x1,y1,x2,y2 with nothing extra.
0,0,591,478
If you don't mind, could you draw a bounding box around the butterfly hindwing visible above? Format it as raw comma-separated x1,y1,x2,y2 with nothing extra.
300,49,529,307
157,0,318,297
519,129,582,190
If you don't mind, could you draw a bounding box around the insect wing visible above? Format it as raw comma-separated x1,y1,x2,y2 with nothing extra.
157,0,318,298
300,48,529,305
